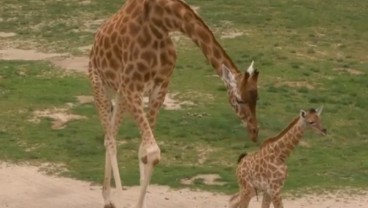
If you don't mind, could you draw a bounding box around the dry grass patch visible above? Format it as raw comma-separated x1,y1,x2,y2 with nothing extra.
51,56,89,74
333,67,364,75
0,48,66,61
0,32,16,38
28,107,87,130
276,80,315,90
180,174,227,186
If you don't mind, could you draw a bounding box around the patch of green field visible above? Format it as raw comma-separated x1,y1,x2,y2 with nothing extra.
0,0,367,194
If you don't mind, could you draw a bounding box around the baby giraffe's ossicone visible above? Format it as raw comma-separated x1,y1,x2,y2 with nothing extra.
230,106,326,208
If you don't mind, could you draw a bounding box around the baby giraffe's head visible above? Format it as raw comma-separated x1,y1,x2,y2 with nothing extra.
300,106,327,136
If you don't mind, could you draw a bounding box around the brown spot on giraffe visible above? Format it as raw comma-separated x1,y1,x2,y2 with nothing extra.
106,51,112,60
213,46,223,59
141,156,148,164
111,32,118,44
230,107,326,208
129,22,140,35
137,62,149,73
106,24,114,34
141,50,158,67
153,158,160,166
197,28,211,43
105,70,116,80
88,0,261,207
152,41,159,50
112,45,121,56
132,72,142,82
136,83,144,91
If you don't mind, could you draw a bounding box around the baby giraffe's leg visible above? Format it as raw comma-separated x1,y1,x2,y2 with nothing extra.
271,192,284,208
229,192,241,208
271,171,286,208
238,186,255,208
261,193,272,208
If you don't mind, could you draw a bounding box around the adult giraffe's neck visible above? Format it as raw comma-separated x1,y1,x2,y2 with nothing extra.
261,117,306,162
147,0,240,76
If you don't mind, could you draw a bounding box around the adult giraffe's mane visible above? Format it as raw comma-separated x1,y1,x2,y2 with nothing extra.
144,0,239,73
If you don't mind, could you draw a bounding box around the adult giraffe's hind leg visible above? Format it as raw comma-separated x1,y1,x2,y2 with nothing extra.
103,96,127,208
103,151,115,208
90,70,124,208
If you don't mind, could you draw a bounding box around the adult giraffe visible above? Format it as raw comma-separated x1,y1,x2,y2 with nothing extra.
88,0,260,207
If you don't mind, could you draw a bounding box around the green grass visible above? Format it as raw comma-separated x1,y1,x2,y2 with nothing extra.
0,0,368,195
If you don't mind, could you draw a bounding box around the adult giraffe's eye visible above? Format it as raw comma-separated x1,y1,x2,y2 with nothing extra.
308,121,315,124
236,97,246,105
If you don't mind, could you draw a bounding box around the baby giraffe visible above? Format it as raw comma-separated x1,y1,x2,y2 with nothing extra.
230,106,327,208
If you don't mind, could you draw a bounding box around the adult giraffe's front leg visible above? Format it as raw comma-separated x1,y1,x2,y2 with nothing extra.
138,82,169,208
125,91,161,208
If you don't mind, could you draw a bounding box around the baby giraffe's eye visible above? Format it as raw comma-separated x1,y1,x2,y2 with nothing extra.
308,121,315,124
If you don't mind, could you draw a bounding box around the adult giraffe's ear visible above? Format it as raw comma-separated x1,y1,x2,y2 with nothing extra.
221,64,236,88
300,110,307,118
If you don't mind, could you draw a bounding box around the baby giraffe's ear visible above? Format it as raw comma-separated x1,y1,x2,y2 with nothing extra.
316,105,324,116
300,110,306,118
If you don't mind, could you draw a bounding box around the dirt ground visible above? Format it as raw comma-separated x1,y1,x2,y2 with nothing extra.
1,163,367,208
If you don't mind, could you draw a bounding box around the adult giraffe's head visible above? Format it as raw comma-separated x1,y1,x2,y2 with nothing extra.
221,61,259,143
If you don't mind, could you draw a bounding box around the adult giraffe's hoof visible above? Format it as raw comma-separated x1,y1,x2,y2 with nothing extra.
104,202,116,208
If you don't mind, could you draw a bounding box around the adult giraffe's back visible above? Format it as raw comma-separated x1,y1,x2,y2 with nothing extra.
88,0,260,207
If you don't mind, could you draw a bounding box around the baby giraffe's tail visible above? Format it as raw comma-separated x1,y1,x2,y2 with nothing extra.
229,192,240,208
237,152,247,164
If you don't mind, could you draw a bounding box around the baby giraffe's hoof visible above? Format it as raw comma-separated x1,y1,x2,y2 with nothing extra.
104,203,116,208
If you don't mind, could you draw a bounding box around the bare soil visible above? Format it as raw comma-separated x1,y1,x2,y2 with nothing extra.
1,163,367,208
28,107,87,130
0,32,16,38
51,56,89,73
0,48,66,61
